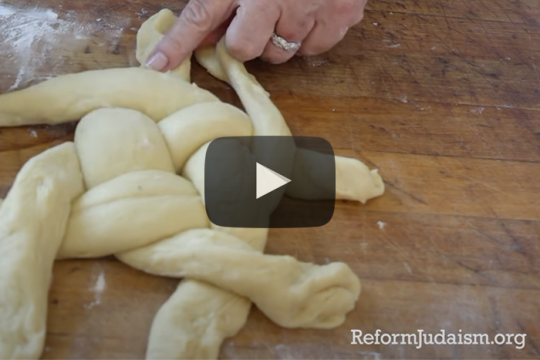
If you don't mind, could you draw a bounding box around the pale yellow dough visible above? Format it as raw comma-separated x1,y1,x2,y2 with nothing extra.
0,68,218,126
75,108,175,188
0,143,84,359
0,8,387,360
117,229,361,329
145,279,251,359
57,170,208,259
136,9,192,82
158,102,253,172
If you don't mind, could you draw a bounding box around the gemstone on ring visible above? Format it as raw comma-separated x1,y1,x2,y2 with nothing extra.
271,33,301,52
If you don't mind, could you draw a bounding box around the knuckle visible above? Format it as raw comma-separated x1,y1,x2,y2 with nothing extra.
299,42,332,56
334,0,364,25
226,39,263,61
279,30,298,42
181,0,212,30
264,51,290,64
335,0,356,16
252,0,277,14
353,8,365,24
298,47,319,56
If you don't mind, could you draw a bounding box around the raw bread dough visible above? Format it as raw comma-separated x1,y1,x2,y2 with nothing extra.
287,148,385,203
0,143,84,359
134,25,382,359
75,108,175,188
57,170,208,259
0,8,386,359
195,43,291,138
117,229,361,329
198,40,385,203
145,279,251,359
136,9,192,82
0,68,218,126
158,102,253,171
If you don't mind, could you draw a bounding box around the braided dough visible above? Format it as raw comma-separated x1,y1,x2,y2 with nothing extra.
0,8,385,360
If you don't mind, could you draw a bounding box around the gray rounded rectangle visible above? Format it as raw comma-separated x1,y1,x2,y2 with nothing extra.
205,136,336,228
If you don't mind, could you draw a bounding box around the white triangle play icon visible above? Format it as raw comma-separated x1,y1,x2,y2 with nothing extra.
256,163,291,199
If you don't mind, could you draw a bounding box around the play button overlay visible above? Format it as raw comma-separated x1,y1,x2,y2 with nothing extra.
205,136,335,228
256,163,291,199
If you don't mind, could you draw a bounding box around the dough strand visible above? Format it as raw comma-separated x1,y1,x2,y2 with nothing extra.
117,229,361,329
0,143,84,359
0,68,218,126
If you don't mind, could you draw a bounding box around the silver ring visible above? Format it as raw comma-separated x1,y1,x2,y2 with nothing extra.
271,33,301,52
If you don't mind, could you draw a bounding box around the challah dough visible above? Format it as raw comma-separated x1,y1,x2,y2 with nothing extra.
136,8,192,82
0,68,218,126
75,108,175,188
0,143,84,359
117,229,361,329
57,170,208,259
145,279,251,359
158,102,253,171
0,8,386,360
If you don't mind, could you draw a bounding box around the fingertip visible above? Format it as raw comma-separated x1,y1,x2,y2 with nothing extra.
146,51,169,71
149,35,190,71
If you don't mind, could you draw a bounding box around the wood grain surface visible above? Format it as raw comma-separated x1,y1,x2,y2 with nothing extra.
0,0,539,359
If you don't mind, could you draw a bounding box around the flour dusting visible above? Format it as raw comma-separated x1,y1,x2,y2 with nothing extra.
85,270,107,309
0,3,128,91
303,55,330,67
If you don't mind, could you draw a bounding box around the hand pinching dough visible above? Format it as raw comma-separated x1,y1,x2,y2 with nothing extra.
136,9,192,82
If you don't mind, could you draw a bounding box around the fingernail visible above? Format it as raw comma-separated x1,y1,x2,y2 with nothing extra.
146,51,168,71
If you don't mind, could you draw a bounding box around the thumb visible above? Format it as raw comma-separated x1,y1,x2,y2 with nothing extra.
147,0,236,71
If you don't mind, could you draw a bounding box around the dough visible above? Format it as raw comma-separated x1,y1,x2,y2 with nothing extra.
0,8,386,359
57,170,208,259
136,9,192,82
140,36,379,359
196,43,291,138
158,102,253,172
0,143,84,359
145,280,251,359
0,68,218,126
287,148,385,203
197,40,385,203
117,229,361,329
75,108,175,188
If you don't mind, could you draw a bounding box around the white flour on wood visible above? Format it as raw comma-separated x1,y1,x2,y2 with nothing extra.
0,3,128,91
85,270,107,310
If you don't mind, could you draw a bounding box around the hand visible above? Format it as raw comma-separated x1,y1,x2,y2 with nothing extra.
146,0,367,71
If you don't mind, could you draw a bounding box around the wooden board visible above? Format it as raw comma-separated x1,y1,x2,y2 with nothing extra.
1,0,539,359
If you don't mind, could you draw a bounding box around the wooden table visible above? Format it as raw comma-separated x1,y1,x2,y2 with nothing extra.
1,0,539,359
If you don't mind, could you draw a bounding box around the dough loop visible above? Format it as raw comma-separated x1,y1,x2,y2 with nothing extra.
0,9,385,360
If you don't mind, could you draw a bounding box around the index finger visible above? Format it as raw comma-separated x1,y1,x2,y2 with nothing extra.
148,0,237,71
